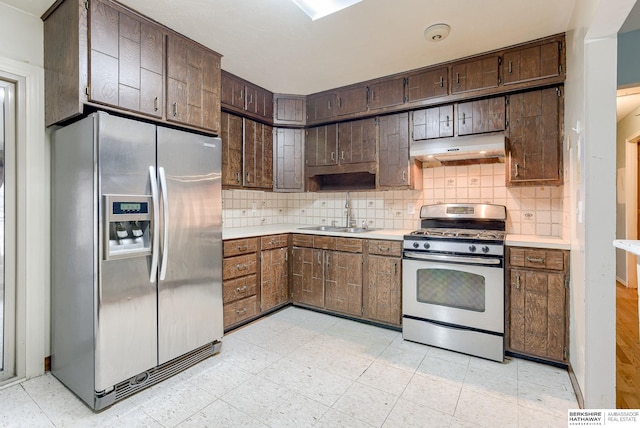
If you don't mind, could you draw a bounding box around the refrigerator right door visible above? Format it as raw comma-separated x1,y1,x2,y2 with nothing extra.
156,127,223,364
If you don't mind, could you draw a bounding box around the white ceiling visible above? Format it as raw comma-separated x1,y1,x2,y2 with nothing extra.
4,0,640,119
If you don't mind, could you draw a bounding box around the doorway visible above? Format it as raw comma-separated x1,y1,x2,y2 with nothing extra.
0,79,16,383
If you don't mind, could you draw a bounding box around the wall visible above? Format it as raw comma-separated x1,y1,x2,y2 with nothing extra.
618,29,640,88
616,105,640,284
223,163,565,237
0,2,47,381
565,0,635,408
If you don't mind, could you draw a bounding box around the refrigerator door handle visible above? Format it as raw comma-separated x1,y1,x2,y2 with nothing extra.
158,166,169,281
149,166,160,283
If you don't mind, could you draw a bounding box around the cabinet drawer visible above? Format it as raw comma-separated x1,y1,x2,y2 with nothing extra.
368,240,402,257
224,295,258,328
509,248,564,271
314,236,337,250
292,234,315,248
261,234,288,250
336,237,363,253
223,254,257,280
223,275,257,304
224,238,259,257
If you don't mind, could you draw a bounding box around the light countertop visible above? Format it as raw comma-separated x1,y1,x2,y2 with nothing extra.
613,240,640,256
223,224,570,249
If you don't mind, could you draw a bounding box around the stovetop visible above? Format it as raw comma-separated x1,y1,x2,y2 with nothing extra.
408,228,506,241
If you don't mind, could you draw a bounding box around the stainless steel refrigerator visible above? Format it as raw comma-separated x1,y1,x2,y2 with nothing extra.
51,112,223,410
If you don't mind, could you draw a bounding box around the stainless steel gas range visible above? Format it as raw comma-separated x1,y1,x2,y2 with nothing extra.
402,203,507,362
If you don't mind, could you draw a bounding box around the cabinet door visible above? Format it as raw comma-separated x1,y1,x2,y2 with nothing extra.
260,248,289,312
368,77,406,111
274,94,306,125
275,128,304,191
406,67,448,103
507,88,561,185
338,118,377,164
379,112,411,188
365,255,401,325
451,56,500,94
509,269,566,361
336,86,368,117
457,97,505,136
245,83,273,120
244,120,273,189
307,92,336,121
325,251,363,316
306,125,338,167
221,112,243,187
291,247,325,308
503,42,561,85
166,35,221,132
412,105,453,141
221,72,245,110
90,0,163,117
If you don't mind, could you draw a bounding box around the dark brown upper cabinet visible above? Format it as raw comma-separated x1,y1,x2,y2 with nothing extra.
305,124,338,167
274,128,305,192
89,0,164,118
338,118,377,164
451,56,500,94
506,87,562,186
221,71,273,123
367,77,406,111
166,34,221,133
406,67,449,103
307,92,336,122
457,96,506,136
502,41,562,85
43,0,221,133
378,112,421,190
411,105,454,141
335,86,369,117
243,119,273,189
221,112,243,188
273,94,306,126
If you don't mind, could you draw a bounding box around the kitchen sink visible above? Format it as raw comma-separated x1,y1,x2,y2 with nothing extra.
297,226,378,233
297,225,339,231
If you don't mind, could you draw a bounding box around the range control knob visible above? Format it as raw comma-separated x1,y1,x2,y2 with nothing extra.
412,242,420,249
423,242,430,249
468,245,477,253
482,246,490,253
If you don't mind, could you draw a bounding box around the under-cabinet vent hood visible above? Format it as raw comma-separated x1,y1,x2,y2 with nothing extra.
410,134,505,163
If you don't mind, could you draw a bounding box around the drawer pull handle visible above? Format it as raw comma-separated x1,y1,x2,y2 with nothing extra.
378,246,390,252
236,286,247,293
236,308,247,315
526,256,545,264
154,97,159,112
514,274,521,289
237,245,248,251
236,264,248,271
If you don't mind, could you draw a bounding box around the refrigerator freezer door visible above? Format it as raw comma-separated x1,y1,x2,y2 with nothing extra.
96,113,159,391
157,127,223,364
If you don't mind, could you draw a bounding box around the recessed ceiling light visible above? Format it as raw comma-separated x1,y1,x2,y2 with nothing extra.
292,0,362,20
424,23,451,42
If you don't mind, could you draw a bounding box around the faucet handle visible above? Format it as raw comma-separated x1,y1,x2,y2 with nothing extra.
361,220,368,229
331,220,337,227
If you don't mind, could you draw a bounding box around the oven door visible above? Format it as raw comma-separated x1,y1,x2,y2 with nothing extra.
402,252,504,334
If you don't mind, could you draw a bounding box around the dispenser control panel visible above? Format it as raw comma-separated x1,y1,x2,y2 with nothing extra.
103,194,153,260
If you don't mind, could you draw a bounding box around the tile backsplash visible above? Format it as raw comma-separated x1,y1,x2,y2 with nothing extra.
223,163,568,238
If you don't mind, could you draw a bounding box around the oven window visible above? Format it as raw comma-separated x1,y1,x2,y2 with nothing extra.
416,268,485,312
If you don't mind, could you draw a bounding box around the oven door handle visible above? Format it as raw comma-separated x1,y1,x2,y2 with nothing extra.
404,251,502,266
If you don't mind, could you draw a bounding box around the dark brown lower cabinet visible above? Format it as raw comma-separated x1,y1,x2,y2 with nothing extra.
506,246,569,363
324,251,363,316
365,253,402,326
222,238,259,329
291,246,325,307
260,246,289,312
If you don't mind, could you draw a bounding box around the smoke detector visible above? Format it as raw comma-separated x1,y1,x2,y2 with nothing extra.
424,23,451,42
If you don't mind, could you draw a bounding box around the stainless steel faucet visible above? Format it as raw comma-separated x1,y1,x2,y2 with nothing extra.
345,192,351,228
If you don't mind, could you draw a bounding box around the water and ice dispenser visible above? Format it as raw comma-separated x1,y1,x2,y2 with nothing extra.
104,195,153,260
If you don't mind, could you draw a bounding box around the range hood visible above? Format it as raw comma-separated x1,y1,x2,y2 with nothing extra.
410,134,506,163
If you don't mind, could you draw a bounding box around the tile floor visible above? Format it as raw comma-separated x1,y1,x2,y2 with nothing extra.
0,307,578,427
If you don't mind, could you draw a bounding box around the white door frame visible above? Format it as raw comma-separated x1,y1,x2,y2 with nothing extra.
0,55,46,386
625,131,640,289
